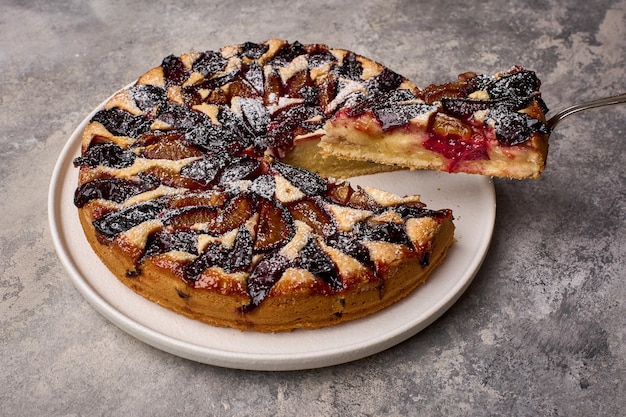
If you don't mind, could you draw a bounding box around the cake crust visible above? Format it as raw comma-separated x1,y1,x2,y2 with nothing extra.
78,201,454,331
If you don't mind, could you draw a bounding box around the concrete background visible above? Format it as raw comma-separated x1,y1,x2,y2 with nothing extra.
1,0,624,415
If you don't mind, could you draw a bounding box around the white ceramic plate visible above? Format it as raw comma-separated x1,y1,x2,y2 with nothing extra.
49,105,495,371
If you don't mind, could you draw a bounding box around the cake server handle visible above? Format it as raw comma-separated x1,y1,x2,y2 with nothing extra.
547,92,626,130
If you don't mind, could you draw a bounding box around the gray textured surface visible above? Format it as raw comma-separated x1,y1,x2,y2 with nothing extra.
1,0,625,415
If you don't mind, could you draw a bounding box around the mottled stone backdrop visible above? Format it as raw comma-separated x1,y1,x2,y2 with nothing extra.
1,0,624,416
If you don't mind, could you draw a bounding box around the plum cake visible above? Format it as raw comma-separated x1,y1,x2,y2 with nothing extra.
321,65,550,179
73,39,545,331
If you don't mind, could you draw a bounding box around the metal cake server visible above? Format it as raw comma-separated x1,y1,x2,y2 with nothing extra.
547,92,626,130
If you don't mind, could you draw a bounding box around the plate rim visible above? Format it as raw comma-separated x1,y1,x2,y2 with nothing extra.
48,100,495,371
